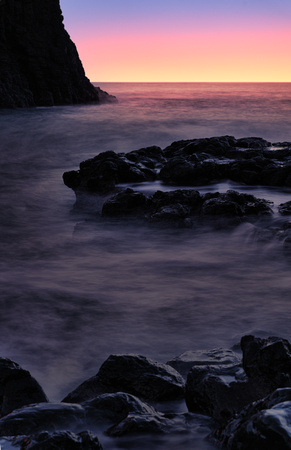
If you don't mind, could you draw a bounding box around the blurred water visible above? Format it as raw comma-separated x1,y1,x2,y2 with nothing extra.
1,83,291,449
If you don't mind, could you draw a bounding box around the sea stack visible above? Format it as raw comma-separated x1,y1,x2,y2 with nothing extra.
0,0,106,107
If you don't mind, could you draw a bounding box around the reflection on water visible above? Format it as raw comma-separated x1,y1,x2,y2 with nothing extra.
1,83,291,448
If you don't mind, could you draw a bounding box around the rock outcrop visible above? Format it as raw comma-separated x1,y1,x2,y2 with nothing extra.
0,0,113,107
211,388,291,449
1,339,291,449
185,335,291,425
62,354,185,404
0,357,47,417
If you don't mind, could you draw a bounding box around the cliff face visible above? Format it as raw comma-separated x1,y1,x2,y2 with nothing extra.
0,0,102,107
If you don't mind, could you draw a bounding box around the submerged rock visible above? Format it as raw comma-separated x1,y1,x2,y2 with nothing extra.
62,354,185,403
210,388,291,449
0,358,47,417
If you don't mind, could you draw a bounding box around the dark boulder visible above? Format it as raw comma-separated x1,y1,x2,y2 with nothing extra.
236,137,271,148
241,335,291,387
163,136,237,158
147,189,202,225
102,188,148,216
63,150,157,194
0,392,208,441
210,388,291,449
167,347,241,380
159,157,198,185
186,335,291,425
83,392,159,427
0,357,47,417
0,403,86,436
0,0,112,108
14,430,103,450
126,146,165,168
201,190,273,218
185,364,269,424
0,393,157,437
62,354,185,403
183,346,266,424
279,201,291,216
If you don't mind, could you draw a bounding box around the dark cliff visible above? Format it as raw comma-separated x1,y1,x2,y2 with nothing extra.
0,0,107,107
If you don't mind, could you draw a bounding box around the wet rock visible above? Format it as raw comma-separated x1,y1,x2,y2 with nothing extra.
62,354,185,403
0,403,86,436
0,358,47,417
102,189,148,216
14,430,103,450
63,150,157,194
279,201,291,216
186,335,291,425
0,393,157,437
163,136,237,158
210,388,291,449
0,0,111,108
64,136,291,201
183,347,263,424
201,190,273,217
147,189,202,225
106,409,206,437
83,392,159,427
236,137,271,148
101,188,272,228
0,392,206,442
185,364,268,424
159,158,225,186
241,335,291,387
167,348,241,379
126,146,165,168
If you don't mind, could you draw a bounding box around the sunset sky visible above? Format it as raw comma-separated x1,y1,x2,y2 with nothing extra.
60,0,291,82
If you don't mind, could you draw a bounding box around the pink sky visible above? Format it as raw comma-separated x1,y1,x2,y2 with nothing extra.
61,1,291,82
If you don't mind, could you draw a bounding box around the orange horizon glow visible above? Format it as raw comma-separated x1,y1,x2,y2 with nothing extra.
63,12,291,83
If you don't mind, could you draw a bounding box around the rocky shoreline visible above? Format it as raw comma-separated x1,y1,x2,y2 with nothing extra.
63,135,291,252
1,335,291,448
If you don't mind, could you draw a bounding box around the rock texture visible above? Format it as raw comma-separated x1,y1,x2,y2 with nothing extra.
0,0,112,107
100,188,273,228
0,357,47,417
185,335,291,425
62,354,185,404
211,388,291,449
14,430,103,450
64,137,291,197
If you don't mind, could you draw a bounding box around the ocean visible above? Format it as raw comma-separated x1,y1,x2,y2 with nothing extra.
1,82,291,449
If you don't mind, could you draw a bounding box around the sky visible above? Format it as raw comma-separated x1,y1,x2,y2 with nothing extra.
60,0,291,82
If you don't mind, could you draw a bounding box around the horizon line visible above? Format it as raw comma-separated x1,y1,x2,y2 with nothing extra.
93,81,291,84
